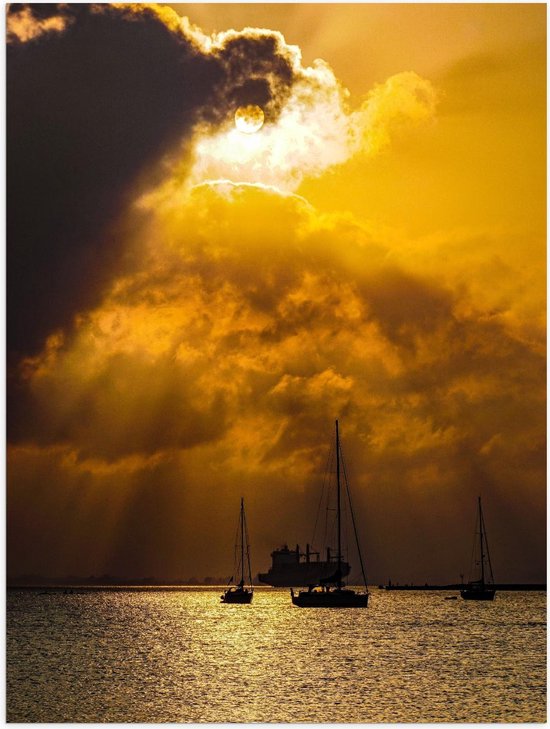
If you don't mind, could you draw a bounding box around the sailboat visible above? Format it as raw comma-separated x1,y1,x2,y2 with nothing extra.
290,420,369,608
221,497,254,604
460,496,496,601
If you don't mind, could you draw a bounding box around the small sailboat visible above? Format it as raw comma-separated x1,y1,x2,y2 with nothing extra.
221,497,254,604
291,420,369,608
460,496,496,601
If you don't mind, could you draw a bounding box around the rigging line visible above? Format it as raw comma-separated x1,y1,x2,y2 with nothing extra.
468,507,478,582
321,446,334,551
340,448,368,590
341,492,350,583
343,494,349,562
311,442,332,548
478,498,485,585
243,507,253,587
480,505,495,583
233,513,241,577
338,453,350,569
328,508,338,550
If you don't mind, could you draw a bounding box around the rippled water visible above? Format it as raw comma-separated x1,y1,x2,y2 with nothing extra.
7,587,546,723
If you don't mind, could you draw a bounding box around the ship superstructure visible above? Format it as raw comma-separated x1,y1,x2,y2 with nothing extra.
258,543,350,587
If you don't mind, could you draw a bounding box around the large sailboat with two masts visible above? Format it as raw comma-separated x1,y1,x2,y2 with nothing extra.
290,420,369,608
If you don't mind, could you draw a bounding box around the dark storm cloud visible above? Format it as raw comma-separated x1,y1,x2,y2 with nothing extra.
212,31,296,121
7,3,300,359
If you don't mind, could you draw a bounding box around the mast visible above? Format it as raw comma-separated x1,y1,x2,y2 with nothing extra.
478,496,485,587
336,419,342,588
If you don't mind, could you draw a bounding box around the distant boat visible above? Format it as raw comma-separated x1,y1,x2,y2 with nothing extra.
221,498,253,604
460,496,496,601
290,420,369,608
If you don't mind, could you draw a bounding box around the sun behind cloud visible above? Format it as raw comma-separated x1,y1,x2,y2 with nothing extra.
186,66,437,192
235,104,265,133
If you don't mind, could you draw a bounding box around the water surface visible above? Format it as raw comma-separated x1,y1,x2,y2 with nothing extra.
7,587,546,722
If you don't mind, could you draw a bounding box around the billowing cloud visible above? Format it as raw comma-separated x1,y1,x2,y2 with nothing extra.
8,182,545,581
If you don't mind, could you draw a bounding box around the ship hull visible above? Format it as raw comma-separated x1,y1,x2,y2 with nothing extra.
221,588,253,604
258,561,350,587
291,588,369,608
460,589,495,601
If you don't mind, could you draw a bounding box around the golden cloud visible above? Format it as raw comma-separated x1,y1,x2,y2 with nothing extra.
8,179,545,581
7,6,70,42
16,183,544,473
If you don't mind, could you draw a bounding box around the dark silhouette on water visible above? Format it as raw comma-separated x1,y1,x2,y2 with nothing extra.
258,543,351,586
291,420,369,608
221,498,253,604
461,496,496,601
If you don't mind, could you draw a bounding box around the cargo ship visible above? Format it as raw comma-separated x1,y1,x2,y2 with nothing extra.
258,543,350,587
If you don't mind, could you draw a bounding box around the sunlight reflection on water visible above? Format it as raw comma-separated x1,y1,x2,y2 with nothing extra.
7,588,546,722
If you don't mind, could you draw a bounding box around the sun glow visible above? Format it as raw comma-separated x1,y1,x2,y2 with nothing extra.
234,105,264,134
187,70,436,193
190,90,352,191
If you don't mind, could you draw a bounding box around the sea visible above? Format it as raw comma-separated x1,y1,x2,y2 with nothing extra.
6,587,546,723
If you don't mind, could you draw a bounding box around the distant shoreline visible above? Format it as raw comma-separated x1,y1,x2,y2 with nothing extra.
6,582,546,592
381,584,546,591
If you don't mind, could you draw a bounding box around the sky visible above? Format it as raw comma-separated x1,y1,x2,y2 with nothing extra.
7,3,546,584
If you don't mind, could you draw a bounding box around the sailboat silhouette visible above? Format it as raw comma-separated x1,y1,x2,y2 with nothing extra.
291,420,369,608
221,498,254,604
461,496,496,601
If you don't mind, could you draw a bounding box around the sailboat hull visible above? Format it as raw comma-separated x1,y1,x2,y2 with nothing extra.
221,589,253,604
460,589,495,601
291,589,369,608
